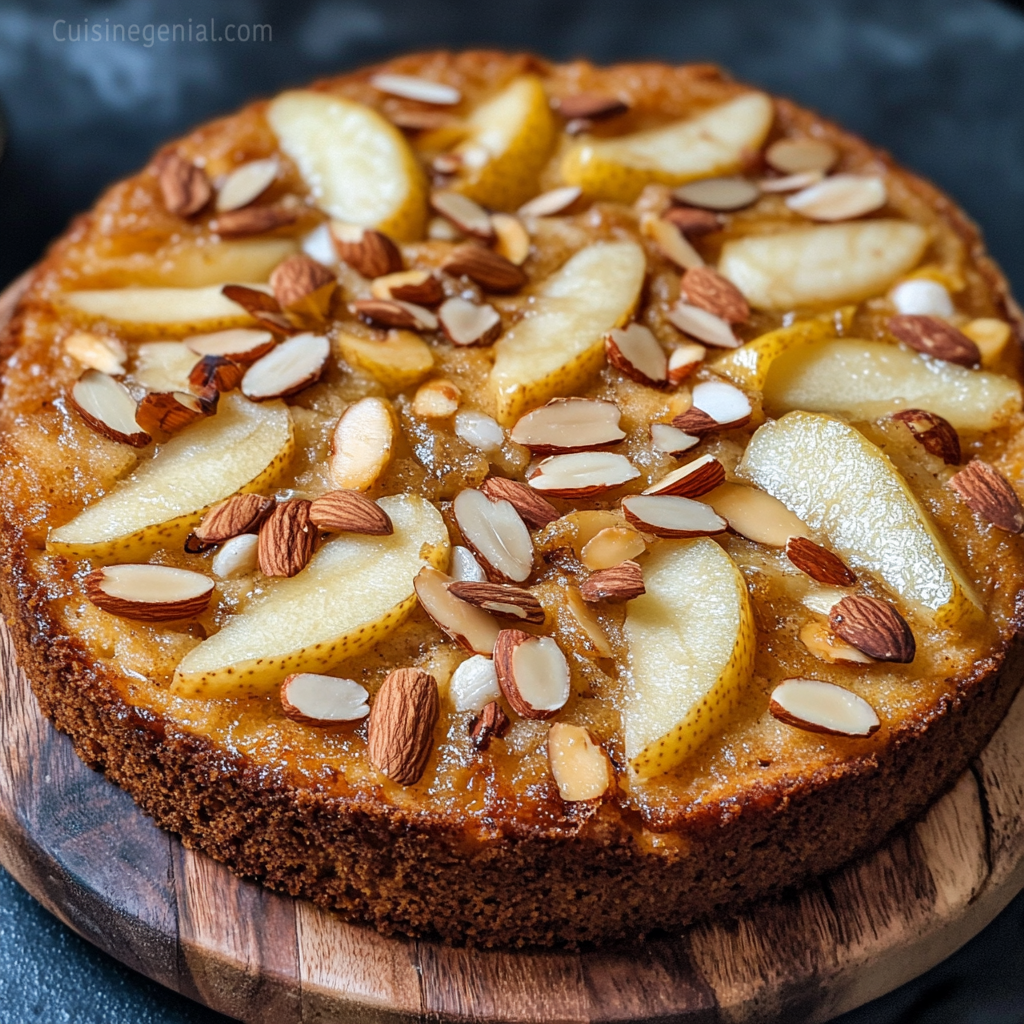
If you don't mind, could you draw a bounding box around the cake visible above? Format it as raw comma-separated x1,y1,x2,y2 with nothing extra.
2,50,1023,948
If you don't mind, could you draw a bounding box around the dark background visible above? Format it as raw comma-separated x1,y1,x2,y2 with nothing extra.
2,0,1024,1020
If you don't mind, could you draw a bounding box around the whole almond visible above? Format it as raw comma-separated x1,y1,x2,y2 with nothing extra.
663,206,721,237
680,266,750,324
948,459,1024,533
479,477,559,529
580,560,646,603
888,315,980,367
332,225,403,278
257,499,316,577
891,408,961,465
442,244,527,293
470,700,511,750
157,153,211,217
786,537,856,587
195,493,275,544
270,254,336,312
829,595,915,663
447,581,545,624
308,490,394,535
367,667,439,785
212,205,298,238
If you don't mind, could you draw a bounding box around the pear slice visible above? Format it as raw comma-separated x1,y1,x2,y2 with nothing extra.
623,538,756,779
762,338,1022,432
718,221,929,310
561,92,774,204
267,90,427,241
738,411,982,625
131,342,202,393
490,241,646,424
335,329,434,392
451,75,558,210
49,395,293,561
172,494,449,698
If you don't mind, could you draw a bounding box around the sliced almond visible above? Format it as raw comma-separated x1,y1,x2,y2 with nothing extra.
888,315,980,368
369,72,461,105
528,451,639,498
680,266,750,324
157,153,211,216
757,170,826,193
371,270,444,306
85,563,214,621
414,566,500,655
642,213,705,269
704,482,809,547
765,138,838,175
494,630,570,720
438,297,502,347
479,477,559,529
605,324,668,387
211,533,260,579
666,301,740,348
798,621,875,666
216,158,279,212
308,490,393,535
331,223,403,278
580,560,645,603
554,94,629,122
241,332,330,401
451,545,487,583
453,488,534,583
580,526,646,571
448,581,545,624
454,410,505,452
470,701,511,750
948,458,1024,534
428,216,462,241
63,331,127,375
643,453,725,498
329,397,395,491
667,343,706,385
367,667,439,786
258,499,316,577
221,284,296,333
673,380,752,436
510,398,625,455
786,174,886,221
663,206,722,237
351,298,438,331
449,654,501,712
429,191,494,240
280,673,370,725
211,205,298,237
412,378,461,418
674,177,760,211
891,409,961,465
769,678,880,738
69,370,151,448
650,422,700,457
565,586,613,658
621,494,727,538
889,278,954,318
188,354,245,399
829,595,915,663
518,186,582,218
184,328,276,364
135,391,207,438
491,213,531,265
547,723,612,802
270,254,336,317
442,244,527,293
195,493,275,544
786,536,856,587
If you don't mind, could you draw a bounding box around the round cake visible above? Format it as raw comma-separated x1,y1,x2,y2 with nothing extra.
3,50,1024,948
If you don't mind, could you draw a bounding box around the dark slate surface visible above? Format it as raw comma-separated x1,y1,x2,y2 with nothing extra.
1,0,1024,1020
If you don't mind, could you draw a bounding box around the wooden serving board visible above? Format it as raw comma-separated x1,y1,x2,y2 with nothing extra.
2,273,1024,1023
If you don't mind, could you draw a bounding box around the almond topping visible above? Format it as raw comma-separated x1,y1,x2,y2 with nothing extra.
85,564,213,621
390,108,461,132
528,451,639,498
704,482,810,548
518,186,582,218
329,397,395,492
643,454,725,499
580,560,645,603
438,297,502,347
642,214,704,269
308,490,393,535
447,581,545,624
196,493,275,544
270,254,336,316
891,408,961,465
649,422,700,457
211,533,260,579
829,595,915,663
69,370,151,448
672,380,752,434
888,315,980,368
605,324,668,387
350,298,438,331
663,206,722,237
369,72,461,105
450,655,501,712
667,343,707,385
769,678,880,738
412,378,461,418
331,223,403,278
454,410,504,452
442,244,527,293
184,328,276,364
680,266,750,324
490,213,531,265
786,536,856,587
554,94,629,121
757,170,825,193
157,153,211,216
889,278,954,317
216,157,279,212
135,391,206,438
257,499,316,578
547,723,612,802
786,174,886,221
63,332,127,375
948,458,1024,533
510,398,625,455
621,494,727,538
280,673,370,726
580,526,645,571
494,630,570,720
221,284,295,333
367,667,440,786
674,177,760,211
765,138,838,175
565,586,613,658
241,333,330,401
479,477,559,529
429,191,494,240
453,488,534,583
371,270,444,306
413,566,500,655
211,205,298,237
188,354,245,398
451,545,487,583
667,301,740,348
470,701,511,750
798,621,875,666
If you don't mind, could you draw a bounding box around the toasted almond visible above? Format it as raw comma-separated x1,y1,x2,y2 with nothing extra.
479,477,559,529
528,451,639,498
331,223,404,278
280,673,370,725
308,490,393,535
766,138,838,174
369,72,461,105
621,494,727,538
510,398,625,455
491,213,531,265
241,333,330,401
889,278,954,318
211,533,260,579
565,586,613,658
798,621,875,666
438,297,502,347
216,158,279,212
680,266,750,324
135,390,207,437
891,408,961,465
351,298,438,331
704,482,809,547
786,537,856,587
580,526,646,571
663,206,722,237
494,630,570,720
442,244,527,293
414,566,500,655
270,254,336,316
672,380,752,434
448,581,545,624
786,174,886,221
390,108,461,132
454,410,505,452
470,701,511,750
450,654,501,712
195,493,275,545
412,378,461,418
63,331,127,375
451,545,487,583
429,191,494,240
674,177,760,211
85,563,214,621
962,318,1012,367
547,723,612,801
211,205,298,237
888,314,980,368
829,595,915,663
184,328,276,364
371,270,444,306
667,343,706,385
948,458,1024,533
518,186,582,218
69,370,151,448
667,301,740,348
221,284,295,333
257,499,316,578
605,324,668,387
757,170,826,193
649,422,700,457
643,454,725,499
642,214,705,269
329,396,395,491
769,678,880,738
453,488,534,583
367,667,440,786
580,560,645,603
554,94,629,121
157,153,211,217
188,354,245,398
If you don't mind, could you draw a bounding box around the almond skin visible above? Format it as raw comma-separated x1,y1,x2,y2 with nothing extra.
367,668,439,785
680,266,750,324
257,499,316,578
447,581,545,624
469,700,511,750
888,315,981,367
189,354,245,397
670,406,720,437
220,284,296,334
270,254,336,312
829,595,915,663
308,490,394,535
195,493,275,544
157,153,211,216
333,226,404,278
442,244,527,293
479,477,559,529
580,560,646,603
554,94,629,121
891,408,961,465
211,205,298,237
350,299,426,331
662,206,721,237
948,458,1024,534
786,537,856,587
135,391,206,437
